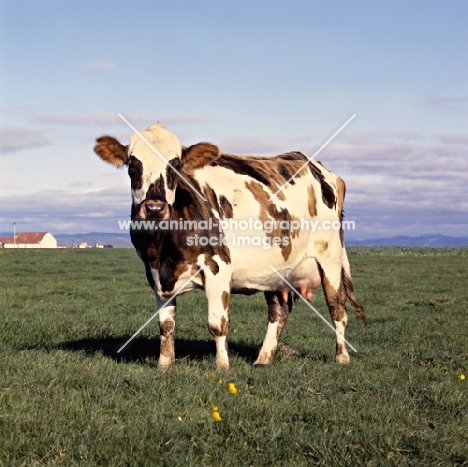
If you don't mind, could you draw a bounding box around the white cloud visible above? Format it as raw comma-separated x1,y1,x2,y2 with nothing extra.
0,127,51,154
0,186,130,234
436,134,468,145
424,94,468,110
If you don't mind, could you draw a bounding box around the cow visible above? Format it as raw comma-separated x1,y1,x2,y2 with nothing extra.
94,123,366,369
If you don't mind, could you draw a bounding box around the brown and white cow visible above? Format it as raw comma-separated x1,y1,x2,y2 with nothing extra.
94,123,366,369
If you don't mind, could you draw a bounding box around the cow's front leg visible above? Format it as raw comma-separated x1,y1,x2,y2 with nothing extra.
254,291,292,366
156,296,176,368
204,261,232,370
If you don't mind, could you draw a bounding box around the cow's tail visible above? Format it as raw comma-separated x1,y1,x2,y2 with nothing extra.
342,246,367,325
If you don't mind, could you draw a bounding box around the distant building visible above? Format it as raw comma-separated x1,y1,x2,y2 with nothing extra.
0,232,58,249
95,243,104,248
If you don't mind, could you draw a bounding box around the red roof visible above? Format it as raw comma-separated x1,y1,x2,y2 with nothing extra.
0,232,49,245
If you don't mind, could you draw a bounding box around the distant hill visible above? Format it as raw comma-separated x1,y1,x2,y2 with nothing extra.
54,232,133,248
2,232,467,248
347,234,468,248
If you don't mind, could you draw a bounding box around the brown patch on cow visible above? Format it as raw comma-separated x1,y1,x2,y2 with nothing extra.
307,161,336,208
336,177,346,219
159,259,190,292
128,156,143,190
342,320,346,327
94,136,128,167
222,291,230,311
266,292,281,324
209,315,229,337
315,240,328,254
244,180,300,261
276,161,308,184
220,316,228,336
204,253,219,275
145,175,167,203
265,291,292,328
203,185,220,215
213,152,310,201
219,195,233,219
319,269,347,323
336,343,344,356
307,184,317,217
166,157,181,190
181,143,220,175
336,177,346,247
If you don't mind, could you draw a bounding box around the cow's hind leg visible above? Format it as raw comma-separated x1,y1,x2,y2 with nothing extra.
157,296,176,368
319,262,350,364
254,291,292,366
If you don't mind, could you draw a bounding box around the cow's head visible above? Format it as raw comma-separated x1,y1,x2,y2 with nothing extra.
95,123,182,219
94,123,220,219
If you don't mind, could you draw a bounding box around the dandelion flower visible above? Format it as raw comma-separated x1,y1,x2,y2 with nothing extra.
227,382,237,394
218,379,224,384
212,410,222,422
460,374,466,381
209,372,216,379
211,404,218,411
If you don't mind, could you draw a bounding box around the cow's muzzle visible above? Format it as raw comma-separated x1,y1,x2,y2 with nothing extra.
142,201,168,219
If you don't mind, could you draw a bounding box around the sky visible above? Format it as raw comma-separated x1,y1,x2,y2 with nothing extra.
0,0,467,240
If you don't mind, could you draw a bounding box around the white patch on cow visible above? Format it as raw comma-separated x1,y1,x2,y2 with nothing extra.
334,316,350,364
254,321,279,365
202,254,232,369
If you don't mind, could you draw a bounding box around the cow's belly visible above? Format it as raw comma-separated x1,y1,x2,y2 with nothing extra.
229,232,324,294
231,256,321,293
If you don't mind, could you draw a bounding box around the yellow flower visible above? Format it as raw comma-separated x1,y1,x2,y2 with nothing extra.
227,382,237,394
212,411,222,422
210,404,218,411
208,373,216,379
218,379,224,384
460,374,466,380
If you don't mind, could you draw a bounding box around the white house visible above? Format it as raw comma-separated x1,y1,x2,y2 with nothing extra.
0,232,58,248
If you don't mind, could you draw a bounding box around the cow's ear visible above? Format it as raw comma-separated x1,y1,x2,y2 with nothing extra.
181,143,220,174
94,136,128,167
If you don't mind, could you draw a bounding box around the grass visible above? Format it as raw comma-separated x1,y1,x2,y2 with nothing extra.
0,247,467,466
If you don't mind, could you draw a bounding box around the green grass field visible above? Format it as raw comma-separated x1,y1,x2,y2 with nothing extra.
1,247,467,466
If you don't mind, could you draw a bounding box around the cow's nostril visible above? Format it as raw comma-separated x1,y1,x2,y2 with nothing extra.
145,203,165,214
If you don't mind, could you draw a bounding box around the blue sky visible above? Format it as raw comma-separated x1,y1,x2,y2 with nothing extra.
1,0,467,239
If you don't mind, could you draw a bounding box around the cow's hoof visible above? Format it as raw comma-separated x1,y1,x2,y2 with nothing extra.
253,357,274,367
215,359,231,370
336,354,350,364
158,357,175,369
253,361,271,367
